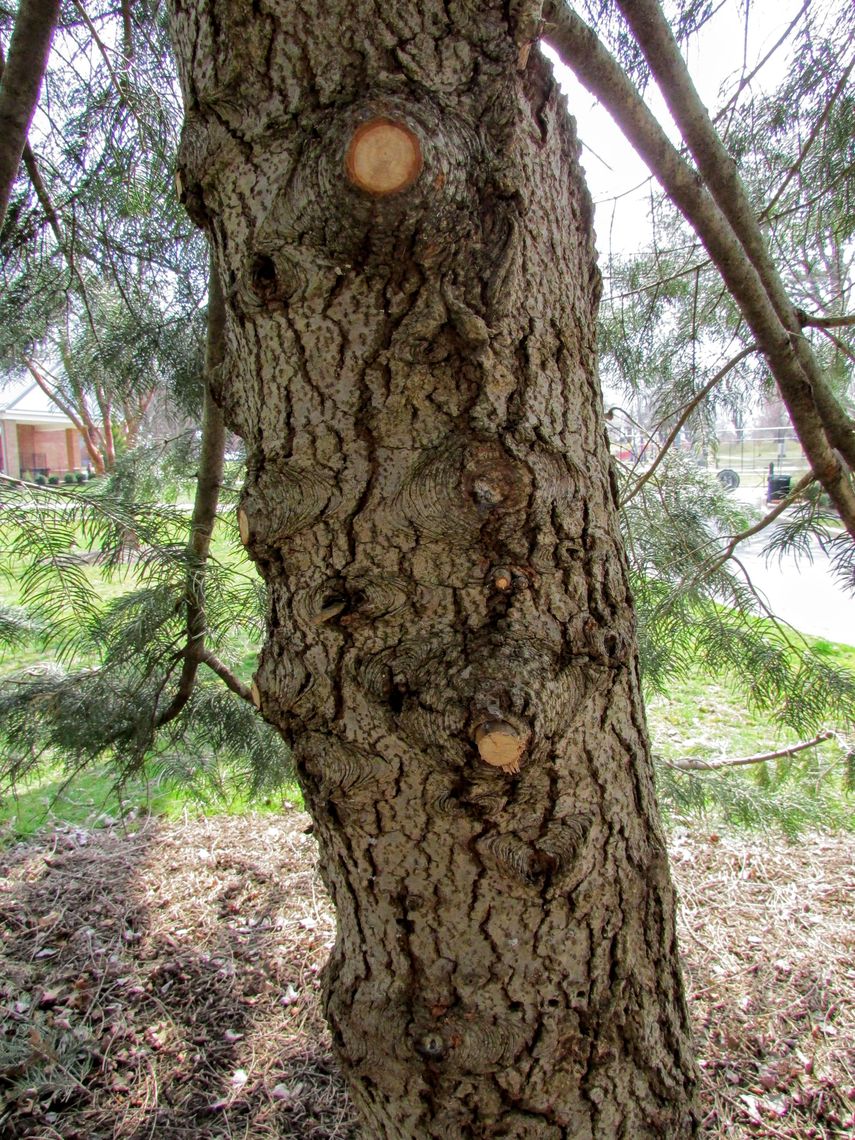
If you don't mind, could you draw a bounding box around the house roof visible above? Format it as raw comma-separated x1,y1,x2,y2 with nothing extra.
0,376,75,429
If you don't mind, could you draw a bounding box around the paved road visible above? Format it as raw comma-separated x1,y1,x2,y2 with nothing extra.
732,526,855,646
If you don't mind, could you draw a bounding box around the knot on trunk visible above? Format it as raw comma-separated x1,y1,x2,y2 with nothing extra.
345,117,423,196
410,1008,527,1073
474,719,529,774
476,815,593,885
239,462,340,550
390,435,532,555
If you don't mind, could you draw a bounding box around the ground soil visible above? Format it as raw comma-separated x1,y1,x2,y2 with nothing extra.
1,812,852,1138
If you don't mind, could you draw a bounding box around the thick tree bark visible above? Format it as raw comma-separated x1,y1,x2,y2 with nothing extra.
168,2,697,1135
0,0,61,232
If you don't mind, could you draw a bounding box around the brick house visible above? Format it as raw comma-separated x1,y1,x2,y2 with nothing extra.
0,377,88,479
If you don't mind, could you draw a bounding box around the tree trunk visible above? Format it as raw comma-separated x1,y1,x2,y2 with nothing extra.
0,0,61,232
168,3,698,1135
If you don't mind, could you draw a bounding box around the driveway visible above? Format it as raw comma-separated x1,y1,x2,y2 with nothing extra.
733,528,855,646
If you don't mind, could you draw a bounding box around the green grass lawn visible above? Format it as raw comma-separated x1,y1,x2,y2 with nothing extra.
0,760,303,843
0,493,851,843
647,656,854,835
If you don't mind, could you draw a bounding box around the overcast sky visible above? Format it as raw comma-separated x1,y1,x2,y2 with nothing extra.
543,0,815,258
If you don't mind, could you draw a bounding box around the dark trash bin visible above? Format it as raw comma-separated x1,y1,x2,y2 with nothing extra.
767,464,791,503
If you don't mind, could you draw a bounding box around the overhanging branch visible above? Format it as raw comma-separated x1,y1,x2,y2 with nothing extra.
797,311,855,331
541,3,855,538
613,0,855,473
0,0,62,231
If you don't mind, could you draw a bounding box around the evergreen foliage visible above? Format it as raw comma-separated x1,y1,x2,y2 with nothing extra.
0,0,207,469
594,0,855,739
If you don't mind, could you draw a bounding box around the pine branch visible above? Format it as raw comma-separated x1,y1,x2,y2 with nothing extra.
542,3,855,538
611,0,855,474
637,470,818,640
609,255,711,300
758,48,855,224
71,0,126,106
0,0,61,231
817,327,855,367
705,470,817,577
797,311,855,330
6,132,101,339
120,0,134,66
21,142,62,244
665,731,834,771
199,648,252,703
156,253,250,727
1,44,64,249
92,381,116,468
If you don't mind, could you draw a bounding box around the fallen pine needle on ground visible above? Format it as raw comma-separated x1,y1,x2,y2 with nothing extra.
0,812,852,1138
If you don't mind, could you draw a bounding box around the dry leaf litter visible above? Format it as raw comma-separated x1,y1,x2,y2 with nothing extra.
0,812,852,1138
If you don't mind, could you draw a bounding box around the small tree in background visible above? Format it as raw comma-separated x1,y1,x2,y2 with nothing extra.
0,0,207,470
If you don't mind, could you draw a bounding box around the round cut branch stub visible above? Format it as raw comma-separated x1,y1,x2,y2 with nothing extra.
475,720,528,773
345,118,423,196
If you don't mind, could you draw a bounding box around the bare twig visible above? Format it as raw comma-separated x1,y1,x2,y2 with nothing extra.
665,731,834,771
711,0,811,129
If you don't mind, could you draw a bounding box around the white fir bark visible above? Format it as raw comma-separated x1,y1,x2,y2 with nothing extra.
168,2,698,1135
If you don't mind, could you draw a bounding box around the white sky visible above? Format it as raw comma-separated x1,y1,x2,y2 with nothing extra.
543,0,814,258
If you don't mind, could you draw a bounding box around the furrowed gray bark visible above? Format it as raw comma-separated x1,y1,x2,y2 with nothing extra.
0,0,61,232
168,3,697,1135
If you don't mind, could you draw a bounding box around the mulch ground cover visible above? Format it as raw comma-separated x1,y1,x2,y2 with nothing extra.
0,811,852,1138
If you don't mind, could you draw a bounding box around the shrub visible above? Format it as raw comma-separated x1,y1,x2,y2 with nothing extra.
75,472,87,484
48,476,60,485
35,475,47,486
64,472,75,484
